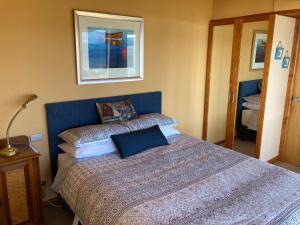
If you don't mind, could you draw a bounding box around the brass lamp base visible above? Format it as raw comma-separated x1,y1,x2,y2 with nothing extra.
0,146,18,157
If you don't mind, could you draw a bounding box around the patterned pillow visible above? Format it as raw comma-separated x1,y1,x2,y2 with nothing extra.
59,124,130,147
243,94,260,105
121,113,177,131
96,98,138,124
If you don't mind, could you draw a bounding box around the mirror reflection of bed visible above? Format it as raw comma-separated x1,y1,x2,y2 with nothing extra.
232,20,268,158
233,79,261,157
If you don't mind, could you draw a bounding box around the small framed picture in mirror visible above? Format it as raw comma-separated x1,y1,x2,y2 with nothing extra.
250,30,268,71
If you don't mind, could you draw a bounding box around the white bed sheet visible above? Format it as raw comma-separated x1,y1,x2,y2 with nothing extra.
241,109,259,131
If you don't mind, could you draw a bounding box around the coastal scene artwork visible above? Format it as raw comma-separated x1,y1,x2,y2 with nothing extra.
74,11,144,84
88,28,134,69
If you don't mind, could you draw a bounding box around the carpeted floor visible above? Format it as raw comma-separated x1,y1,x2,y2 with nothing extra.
233,138,256,157
43,203,73,225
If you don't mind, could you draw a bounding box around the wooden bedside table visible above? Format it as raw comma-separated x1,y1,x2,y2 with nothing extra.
0,136,43,225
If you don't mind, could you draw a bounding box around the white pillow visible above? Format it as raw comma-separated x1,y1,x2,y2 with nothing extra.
58,139,117,159
242,102,259,110
58,127,181,158
160,126,180,137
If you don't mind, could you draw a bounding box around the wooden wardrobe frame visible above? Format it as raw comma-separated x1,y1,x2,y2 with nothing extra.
202,9,300,160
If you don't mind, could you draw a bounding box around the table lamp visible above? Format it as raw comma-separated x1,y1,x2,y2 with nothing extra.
0,94,38,157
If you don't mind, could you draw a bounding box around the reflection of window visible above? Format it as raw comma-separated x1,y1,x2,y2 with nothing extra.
87,27,134,69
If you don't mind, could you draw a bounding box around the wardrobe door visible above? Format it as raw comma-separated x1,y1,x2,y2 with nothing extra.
224,20,243,148
206,24,234,145
283,53,300,165
278,19,300,165
257,15,296,162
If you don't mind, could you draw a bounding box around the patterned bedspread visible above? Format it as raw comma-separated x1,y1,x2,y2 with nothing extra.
52,134,300,225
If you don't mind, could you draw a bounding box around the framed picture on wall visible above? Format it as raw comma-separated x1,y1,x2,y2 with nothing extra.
282,51,291,69
250,30,268,71
74,10,144,84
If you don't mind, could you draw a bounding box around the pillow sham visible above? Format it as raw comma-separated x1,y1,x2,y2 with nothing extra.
243,94,260,105
242,102,260,111
59,124,130,147
96,98,137,124
58,140,117,159
121,113,177,131
111,125,169,159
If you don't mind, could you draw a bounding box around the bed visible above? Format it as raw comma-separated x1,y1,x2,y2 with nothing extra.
46,91,300,225
236,79,262,141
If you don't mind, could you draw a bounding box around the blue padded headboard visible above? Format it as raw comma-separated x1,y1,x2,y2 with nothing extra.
45,91,162,179
236,79,262,130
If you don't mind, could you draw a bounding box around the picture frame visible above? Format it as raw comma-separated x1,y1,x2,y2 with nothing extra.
250,30,268,71
74,10,144,85
275,41,284,60
282,51,291,69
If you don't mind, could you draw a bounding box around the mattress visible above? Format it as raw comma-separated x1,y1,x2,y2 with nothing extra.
52,134,300,225
241,109,259,131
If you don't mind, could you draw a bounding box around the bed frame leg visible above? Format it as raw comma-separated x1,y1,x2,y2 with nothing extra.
72,215,80,225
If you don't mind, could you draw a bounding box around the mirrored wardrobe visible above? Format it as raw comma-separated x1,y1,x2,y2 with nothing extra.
203,12,299,162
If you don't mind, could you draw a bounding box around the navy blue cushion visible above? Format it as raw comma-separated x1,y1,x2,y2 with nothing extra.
111,125,169,159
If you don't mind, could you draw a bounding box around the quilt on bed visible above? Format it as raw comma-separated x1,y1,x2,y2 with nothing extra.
242,109,259,131
52,134,300,225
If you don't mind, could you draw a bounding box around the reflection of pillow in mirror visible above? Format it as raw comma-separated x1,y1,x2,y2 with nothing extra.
243,94,260,105
242,102,259,111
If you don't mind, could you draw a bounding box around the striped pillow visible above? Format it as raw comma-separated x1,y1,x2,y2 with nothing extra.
243,94,260,105
59,124,130,147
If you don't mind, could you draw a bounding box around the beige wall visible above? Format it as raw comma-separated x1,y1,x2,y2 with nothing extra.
239,21,269,82
213,0,300,19
0,0,212,198
212,0,274,19
274,0,300,11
